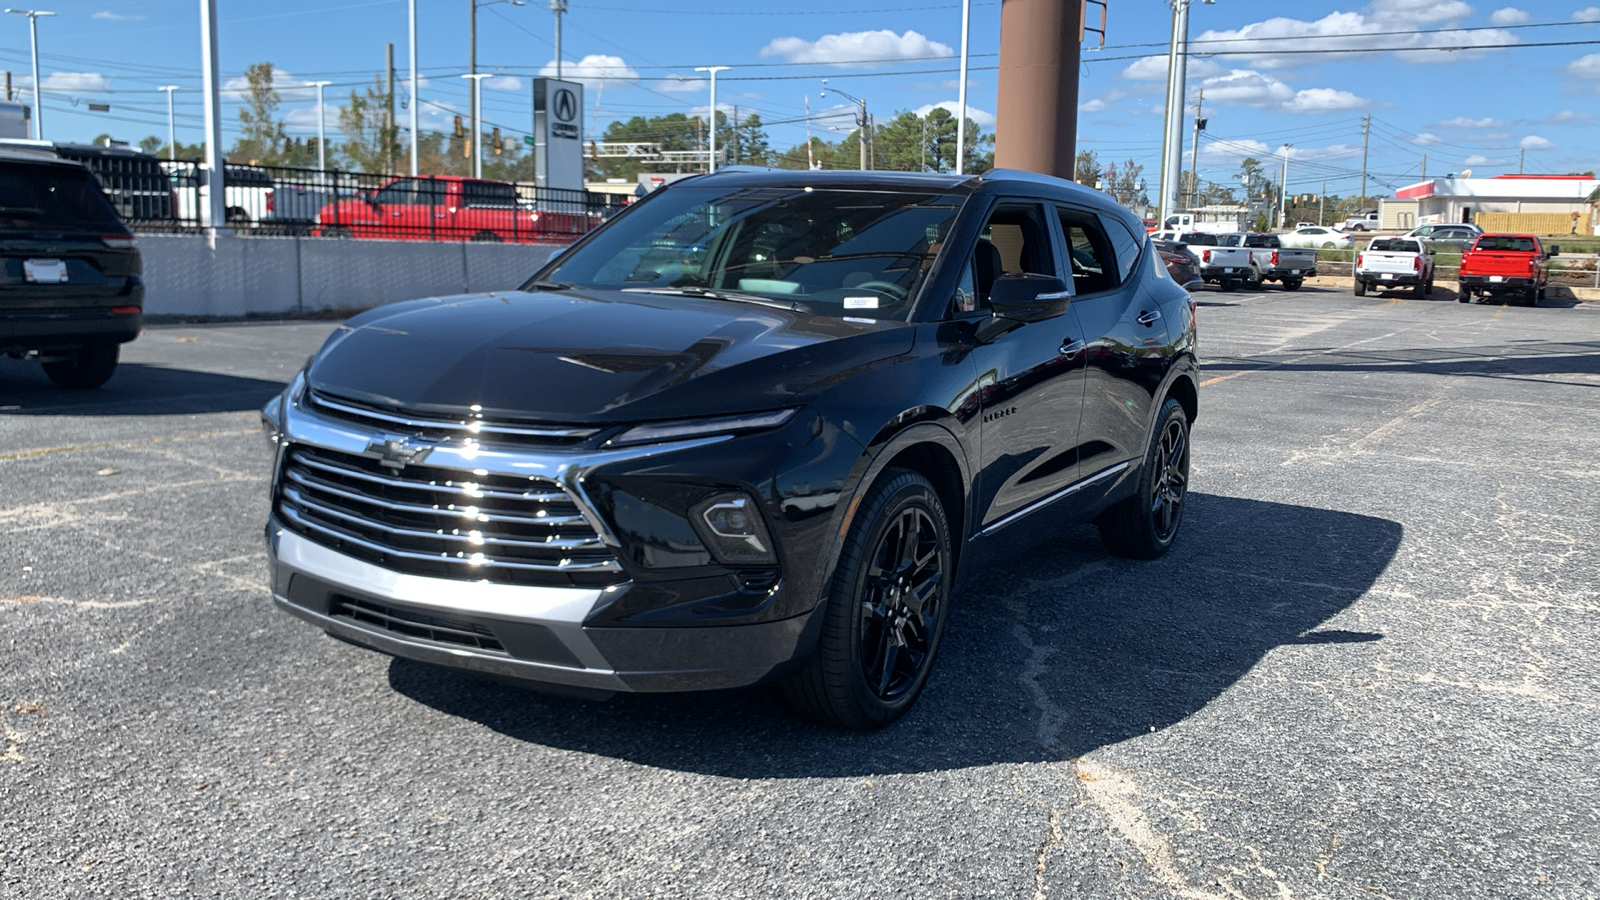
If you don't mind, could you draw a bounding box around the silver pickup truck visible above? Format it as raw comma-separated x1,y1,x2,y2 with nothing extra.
1218,232,1319,291
1174,232,1254,291
1354,236,1435,297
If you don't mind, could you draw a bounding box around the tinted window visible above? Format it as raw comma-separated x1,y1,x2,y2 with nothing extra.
374,179,419,206
1474,236,1536,252
1181,232,1217,246
1245,234,1279,248
462,181,517,208
1058,207,1117,295
1100,214,1143,283
0,162,125,232
1370,239,1419,252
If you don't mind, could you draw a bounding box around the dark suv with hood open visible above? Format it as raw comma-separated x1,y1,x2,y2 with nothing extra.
262,168,1199,729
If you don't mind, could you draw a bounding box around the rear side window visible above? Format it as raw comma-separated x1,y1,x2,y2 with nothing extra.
1057,207,1118,295
1099,213,1143,283
0,162,125,232
462,181,517,208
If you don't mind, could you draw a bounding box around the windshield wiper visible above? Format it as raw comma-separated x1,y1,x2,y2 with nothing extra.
620,286,798,310
528,280,574,291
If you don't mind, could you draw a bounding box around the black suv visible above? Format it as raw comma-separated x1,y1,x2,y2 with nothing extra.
262,168,1199,728
0,148,144,388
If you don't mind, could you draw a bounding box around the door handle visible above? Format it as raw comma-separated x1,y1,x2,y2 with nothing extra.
1137,309,1161,327
1059,339,1084,359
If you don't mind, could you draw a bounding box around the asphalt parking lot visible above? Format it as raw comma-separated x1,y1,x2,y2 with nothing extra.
3,287,1598,898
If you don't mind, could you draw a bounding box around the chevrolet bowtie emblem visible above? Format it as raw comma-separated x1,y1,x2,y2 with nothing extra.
367,434,436,469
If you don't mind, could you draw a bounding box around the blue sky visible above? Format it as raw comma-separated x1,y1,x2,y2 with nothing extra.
4,0,1598,196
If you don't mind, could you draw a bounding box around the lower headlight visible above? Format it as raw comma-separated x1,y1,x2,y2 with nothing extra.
690,492,777,566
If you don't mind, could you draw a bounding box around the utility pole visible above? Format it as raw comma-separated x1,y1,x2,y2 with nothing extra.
731,103,739,164
1188,88,1204,209
694,66,728,173
1158,0,1194,224
4,71,11,101
820,80,868,171
1518,147,1525,174
1359,114,1370,207
158,85,178,159
310,80,332,173
461,73,489,178
385,43,395,175
409,0,419,175
1420,153,1426,181
551,0,567,79
469,0,477,175
954,0,970,175
1320,180,1326,227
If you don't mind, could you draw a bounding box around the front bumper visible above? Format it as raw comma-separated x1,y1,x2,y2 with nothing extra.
269,523,816,694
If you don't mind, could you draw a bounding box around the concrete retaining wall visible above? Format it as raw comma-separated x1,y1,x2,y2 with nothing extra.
137,233,565,317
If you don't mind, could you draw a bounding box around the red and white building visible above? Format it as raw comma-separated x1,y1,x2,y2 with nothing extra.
1383,174,1600,235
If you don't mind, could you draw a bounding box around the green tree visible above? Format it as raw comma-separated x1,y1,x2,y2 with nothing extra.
1074,150,1101,185
775,136,832,170
1102,159,1148,208
336,75,404,174
731,113,771,166
230,62,293,165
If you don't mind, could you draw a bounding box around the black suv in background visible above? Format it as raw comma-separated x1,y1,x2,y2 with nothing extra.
0,148,144,388
262,168,1199,729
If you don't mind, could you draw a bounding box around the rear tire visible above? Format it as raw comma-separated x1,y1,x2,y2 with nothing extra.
783,468,952,730
42,344,119,390
1283,278,1303,291
1354,279,1366,297
1220,279,1237,293
1097,397,1190,561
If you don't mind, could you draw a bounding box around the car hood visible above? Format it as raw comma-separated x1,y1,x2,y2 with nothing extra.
306,287,914,424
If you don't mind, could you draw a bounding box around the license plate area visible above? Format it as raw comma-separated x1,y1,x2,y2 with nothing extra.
23,259,67,284
1381,273,1394,280
1489,275,1504,283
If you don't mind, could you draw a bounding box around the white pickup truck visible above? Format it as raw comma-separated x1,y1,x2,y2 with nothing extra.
1173,231,1254,291
1354,236,1435,297
1335,210,1381,232
1217,233,1319,291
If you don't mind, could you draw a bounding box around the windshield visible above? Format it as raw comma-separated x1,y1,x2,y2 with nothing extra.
0,162,125,232
1475,236,1536,252
539,186,964,318
1370,239,1418,252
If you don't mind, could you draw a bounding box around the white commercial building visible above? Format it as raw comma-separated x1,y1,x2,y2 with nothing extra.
1389,174,1599,235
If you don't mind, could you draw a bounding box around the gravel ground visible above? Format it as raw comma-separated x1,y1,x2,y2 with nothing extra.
2,287,1597,898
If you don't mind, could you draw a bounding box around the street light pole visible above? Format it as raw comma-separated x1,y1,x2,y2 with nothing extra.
1279,143,1291,229
310,81,332,173
409,0,419,175
550,0,567,80
694,66,729,173
5,9,55,140
157,86,178,159
1159,0,1208,225
198,0,224,230
954,0,970,175
461,73,490,178
820,80,868,171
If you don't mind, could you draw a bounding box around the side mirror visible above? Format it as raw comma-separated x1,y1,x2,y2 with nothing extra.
989,274,1071,323
1427,250,1436,256
1548,246,1560,257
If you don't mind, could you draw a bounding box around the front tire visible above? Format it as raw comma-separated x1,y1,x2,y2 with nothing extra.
1097,398,1190,560
1354,279,1366,297
783,469,952,730
42,344,119,389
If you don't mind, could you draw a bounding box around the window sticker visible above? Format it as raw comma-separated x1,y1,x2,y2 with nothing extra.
843,296,880,309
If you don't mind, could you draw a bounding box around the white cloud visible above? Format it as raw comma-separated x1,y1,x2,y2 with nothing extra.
283,104,331,130
1079,98,1109,113
41,72,111,92
1575,7,1600,22
760,30,951,66
1414,132,1442,145
536,54,638,90
222,67,315,102
1436,115,1506,128
655,74,706,94
91,10,143,20
1568,53,1600,78
1489,7,1529,25
483,75,522,92
1197,69,1294,106
1543,109,1593,123
1120,54,1225,81
913,101,995,129
1518,135,1552,150
1284,87,1369,112
1462,155,1493,165
1191,3,1515,70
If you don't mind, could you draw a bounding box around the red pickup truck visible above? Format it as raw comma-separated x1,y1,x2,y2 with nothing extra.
1456,233,1558,306
312,175,583,243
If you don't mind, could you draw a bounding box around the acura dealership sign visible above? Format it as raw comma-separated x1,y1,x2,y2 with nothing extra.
533,78,584,192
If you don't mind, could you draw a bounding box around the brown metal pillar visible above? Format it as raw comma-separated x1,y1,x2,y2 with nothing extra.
994,0,1083,180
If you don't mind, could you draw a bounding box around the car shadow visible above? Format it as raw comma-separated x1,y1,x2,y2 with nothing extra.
0,360,285,416
1208,339,1600,387
387,492,1401,776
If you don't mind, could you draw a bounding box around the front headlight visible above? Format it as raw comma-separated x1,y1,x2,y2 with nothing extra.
261,363,309,449
606,408,798,448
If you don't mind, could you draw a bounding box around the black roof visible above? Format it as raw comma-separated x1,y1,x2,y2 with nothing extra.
0,145,90,168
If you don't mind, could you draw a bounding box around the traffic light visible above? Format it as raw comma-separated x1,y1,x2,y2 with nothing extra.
492,127,502,156
453,115,464,138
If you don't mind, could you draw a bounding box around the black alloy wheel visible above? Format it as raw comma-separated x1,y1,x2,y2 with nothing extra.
783,468,951,730
1098,397,1190,560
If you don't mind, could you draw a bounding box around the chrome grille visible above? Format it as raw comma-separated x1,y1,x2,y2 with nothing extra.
275,445,621,586
304,388,601,445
